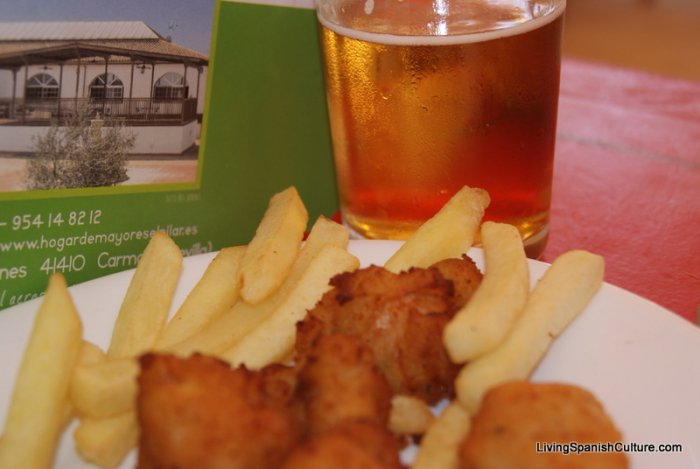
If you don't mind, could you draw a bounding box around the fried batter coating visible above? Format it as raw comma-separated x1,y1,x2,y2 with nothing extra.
297,257,482,403
282,420,404,469
297,334,393,437
431,256,482,309
459,381,628,469
136,353,303,469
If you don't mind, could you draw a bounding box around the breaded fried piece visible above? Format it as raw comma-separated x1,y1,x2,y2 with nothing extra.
297,334,392,436
136,353,303,469
431,255,482,310
258,362,301,408
298,258,481,403
282,420,404,469
459,381,628,469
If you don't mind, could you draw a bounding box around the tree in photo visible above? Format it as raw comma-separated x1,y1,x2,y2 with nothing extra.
25,105,135,190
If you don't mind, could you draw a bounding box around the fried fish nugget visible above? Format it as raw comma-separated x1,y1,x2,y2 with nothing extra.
282,420,404,469
297,334,392,437
459,381,628,469
136,353,303,469
430,255,483,311
298,259,481,404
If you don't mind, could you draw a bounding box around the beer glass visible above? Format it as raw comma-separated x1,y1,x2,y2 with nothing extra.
316,0,565,258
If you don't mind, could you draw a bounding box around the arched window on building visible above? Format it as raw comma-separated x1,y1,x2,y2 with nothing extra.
26,73,59,100
89,73,124,100
154,72,188,100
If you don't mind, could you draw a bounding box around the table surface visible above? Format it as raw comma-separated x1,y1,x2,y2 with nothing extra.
541,58,700,324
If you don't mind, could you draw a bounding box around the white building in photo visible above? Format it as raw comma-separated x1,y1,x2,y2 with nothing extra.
0,21,208,155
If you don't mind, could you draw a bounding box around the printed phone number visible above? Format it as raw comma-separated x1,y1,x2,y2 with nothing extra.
3,210,102,231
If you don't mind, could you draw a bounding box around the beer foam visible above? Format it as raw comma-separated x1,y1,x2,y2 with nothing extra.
318,0,566,46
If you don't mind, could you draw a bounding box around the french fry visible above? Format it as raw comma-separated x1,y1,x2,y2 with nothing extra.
170,216,349,357
108,231,182,359
389,395,435,436
169,298,276,358
282,216,351,288
384,186,489,273
0,274,83,469
223,245,360,369
73,411,137,469
78,340,107,366
70,358,139,419
412,402,472,469
443,222,529,363
155,245,245,350
66,340,108,420
455,250,605,414
238,186,308,304
234,216,350,324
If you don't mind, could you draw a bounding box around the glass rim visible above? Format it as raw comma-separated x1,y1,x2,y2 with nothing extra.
316,0,566,45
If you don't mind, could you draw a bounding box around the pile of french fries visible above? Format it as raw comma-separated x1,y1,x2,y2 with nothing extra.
0,185,604,469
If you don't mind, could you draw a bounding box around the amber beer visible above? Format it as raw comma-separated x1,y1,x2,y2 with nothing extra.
318,0,565,257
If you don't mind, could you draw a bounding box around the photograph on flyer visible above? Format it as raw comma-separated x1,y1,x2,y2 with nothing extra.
0,0,213,192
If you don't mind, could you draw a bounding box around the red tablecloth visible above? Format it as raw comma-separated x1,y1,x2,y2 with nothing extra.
542,58,700,324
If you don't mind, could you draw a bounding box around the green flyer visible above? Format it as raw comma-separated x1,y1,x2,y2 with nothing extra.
0,0,337,310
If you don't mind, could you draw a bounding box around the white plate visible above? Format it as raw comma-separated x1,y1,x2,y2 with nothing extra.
1,240,699,468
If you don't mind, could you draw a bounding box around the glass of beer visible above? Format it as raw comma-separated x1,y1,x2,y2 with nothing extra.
316,0,565,258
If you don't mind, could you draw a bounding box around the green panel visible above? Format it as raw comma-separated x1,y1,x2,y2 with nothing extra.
0,1,337,311
199,0,337,240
